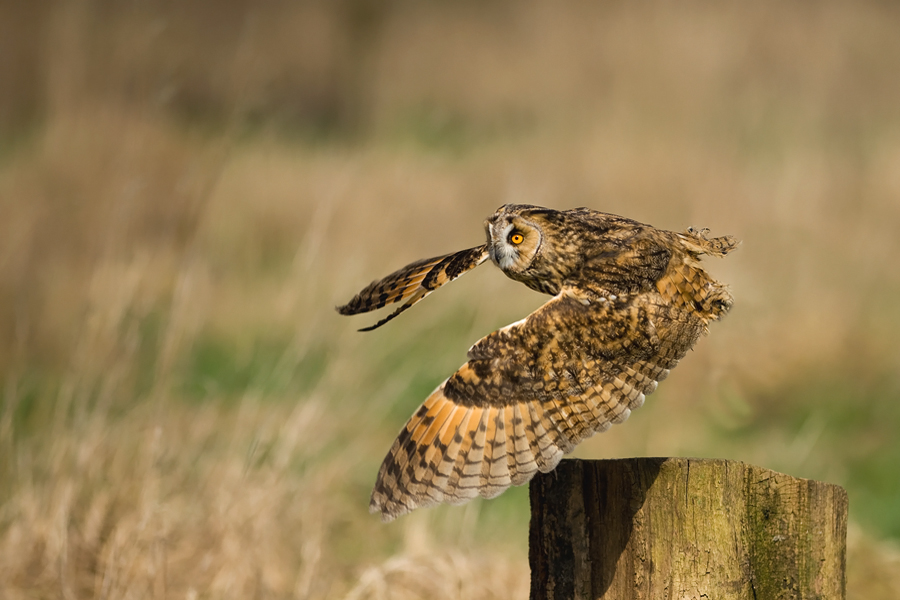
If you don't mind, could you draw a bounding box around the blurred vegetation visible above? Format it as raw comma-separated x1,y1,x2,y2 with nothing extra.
1,0,900,598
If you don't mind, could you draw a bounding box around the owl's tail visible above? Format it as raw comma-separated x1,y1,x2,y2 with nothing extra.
661,227,738,326
337,244,490,331
677,227,740,258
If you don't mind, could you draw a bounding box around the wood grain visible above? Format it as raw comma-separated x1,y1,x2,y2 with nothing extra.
529,458,848,600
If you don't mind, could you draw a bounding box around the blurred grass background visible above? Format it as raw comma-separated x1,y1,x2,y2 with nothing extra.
1,0,899,598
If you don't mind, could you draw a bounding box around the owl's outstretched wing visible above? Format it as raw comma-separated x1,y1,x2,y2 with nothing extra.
337,245,490,331
370,286,707,521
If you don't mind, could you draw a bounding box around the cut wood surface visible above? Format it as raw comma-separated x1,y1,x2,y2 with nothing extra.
529,458,848,600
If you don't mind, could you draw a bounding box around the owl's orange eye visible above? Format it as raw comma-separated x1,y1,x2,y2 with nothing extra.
509,232,525,245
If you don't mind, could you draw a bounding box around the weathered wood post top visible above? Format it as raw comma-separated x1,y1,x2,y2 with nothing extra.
529,458,848,600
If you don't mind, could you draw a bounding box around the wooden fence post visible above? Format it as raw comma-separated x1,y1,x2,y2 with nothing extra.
529,458,848,600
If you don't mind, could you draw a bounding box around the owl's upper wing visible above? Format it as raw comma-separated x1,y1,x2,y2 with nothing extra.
370,287,701,521
337,245,490,331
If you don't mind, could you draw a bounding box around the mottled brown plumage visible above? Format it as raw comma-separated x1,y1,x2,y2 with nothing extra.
338,245,489,331
338,204,738,521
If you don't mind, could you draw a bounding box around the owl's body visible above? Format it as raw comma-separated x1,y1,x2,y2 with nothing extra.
339,204,737,521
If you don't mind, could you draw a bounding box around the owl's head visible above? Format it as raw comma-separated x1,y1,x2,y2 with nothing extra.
484,204,550,273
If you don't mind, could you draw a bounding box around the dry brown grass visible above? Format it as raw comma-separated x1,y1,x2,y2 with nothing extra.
1,1,899,598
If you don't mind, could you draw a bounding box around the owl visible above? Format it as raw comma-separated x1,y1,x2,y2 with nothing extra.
338,204,738,521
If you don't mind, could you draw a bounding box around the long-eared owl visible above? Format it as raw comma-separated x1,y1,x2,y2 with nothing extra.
338,204,738,521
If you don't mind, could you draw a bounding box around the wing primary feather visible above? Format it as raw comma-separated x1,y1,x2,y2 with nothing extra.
337,245,489,331
507,404,538,485
490,408,514,496
454,407,487,494
525,402,564,472
436,407,475,504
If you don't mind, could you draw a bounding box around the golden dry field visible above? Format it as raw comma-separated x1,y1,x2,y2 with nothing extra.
1,1,899,598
